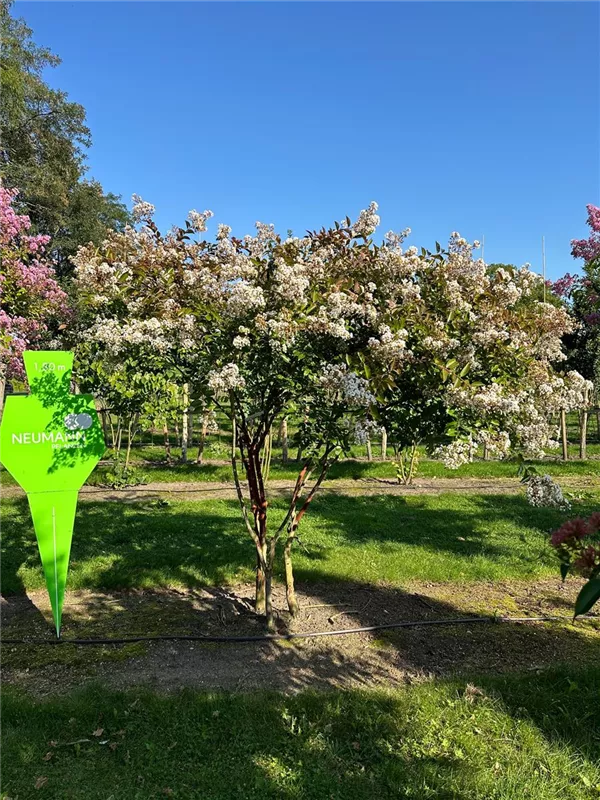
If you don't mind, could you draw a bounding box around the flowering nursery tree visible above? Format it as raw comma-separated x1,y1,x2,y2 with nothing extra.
0,186,70,405
552,204,600,385
369,236,589,479
74,199,385,625
73,196,591,627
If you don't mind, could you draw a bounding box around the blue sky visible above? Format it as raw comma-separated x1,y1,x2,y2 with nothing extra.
16,1,600,279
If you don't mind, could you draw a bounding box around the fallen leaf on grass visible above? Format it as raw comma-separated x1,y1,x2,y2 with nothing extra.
34,776,48,790
42,752,53,762
92,728,104,737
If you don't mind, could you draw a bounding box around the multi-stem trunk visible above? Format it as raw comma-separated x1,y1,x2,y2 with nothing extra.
280,450,336,617
229,411,274,628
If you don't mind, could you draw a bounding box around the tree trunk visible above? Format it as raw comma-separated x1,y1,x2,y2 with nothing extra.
125,417,134,469
255,551,267,616
284,534,299,616
196,412,209,464
241,434,272,627
560,408,568,461
280,417,288,464
100,409,109,443
380,427,387,460
163,423,172,463
181,383,189,462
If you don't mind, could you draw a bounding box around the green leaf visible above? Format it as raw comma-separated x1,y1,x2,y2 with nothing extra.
560,562,570,582
574,578,600,618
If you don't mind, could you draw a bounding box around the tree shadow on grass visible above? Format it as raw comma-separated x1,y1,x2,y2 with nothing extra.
2,491,596,604
289,491,596,583
0,498,43,623
2,660,599,800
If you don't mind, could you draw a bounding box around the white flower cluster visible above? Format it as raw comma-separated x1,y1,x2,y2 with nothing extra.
368,325,409,362
204,409,219,434
188,209,214,233
447,384,520,416
88,317,171,355
476,429,511,458
526,475,570,510
273,259,310,303
207,363,246,396
318,364,375,408
226,281,266,318
243,222,276,259
385,228,411,250
352,202,380,238
352,418,381,445
131,194,155,223
433,437,478,470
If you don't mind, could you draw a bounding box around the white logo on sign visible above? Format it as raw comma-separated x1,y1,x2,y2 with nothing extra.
64,413,93,431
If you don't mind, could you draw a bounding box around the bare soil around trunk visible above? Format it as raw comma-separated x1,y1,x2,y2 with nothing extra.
3,578,598,697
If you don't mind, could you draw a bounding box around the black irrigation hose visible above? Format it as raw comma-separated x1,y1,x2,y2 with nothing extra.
1,614,591,646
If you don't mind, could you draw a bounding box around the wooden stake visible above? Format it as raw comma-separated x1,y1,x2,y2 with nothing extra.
381,427,388,460
560,408,568,461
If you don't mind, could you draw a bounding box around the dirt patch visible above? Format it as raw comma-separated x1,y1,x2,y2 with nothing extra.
2,475,599,503
2,579,598,697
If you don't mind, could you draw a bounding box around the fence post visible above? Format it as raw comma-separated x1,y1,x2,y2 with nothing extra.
580,389,589,460
560,408,568,461
181,383,189,462
381,427,388,460
280,417,288,464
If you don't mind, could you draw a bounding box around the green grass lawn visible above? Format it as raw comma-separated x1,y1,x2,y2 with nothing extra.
3,668,599,799
3,492,598,595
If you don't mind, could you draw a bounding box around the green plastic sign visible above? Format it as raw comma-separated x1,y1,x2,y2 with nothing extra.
0,352,104,636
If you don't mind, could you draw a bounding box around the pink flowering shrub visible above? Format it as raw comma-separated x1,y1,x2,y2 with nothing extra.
571,204,600,264
551,273,580,300
551,511,600,616
0,187,70,379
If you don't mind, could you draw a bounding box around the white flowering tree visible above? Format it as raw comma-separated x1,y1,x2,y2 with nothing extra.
73,196,590,627
73,200,383,626
369,240,590,475
73,197,215,467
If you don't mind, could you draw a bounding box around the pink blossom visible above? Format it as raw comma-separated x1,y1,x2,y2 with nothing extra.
571,205,600,263
550,517,590,547
573,545,600,579
0,187,70,379
587,512,600,533
586,204,600,233
551,273,580,299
